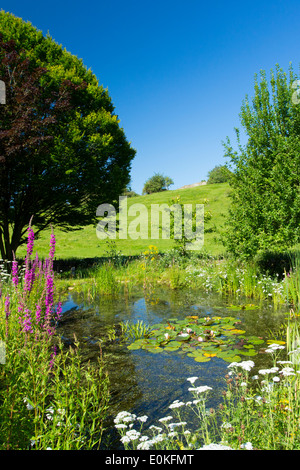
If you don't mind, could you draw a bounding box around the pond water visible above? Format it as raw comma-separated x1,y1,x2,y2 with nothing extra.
57,287,288,449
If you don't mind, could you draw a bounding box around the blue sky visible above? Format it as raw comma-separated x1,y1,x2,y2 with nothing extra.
1,0,300,194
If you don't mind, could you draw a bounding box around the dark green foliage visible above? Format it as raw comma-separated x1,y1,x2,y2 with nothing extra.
223,65,300,258
0,11,136,260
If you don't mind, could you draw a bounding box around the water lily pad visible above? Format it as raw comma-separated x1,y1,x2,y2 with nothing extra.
239,349,258,356
175,334,191,341
194,355,211,363
126,313,264,364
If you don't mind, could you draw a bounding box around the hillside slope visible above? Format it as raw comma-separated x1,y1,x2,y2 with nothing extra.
17,183,231,259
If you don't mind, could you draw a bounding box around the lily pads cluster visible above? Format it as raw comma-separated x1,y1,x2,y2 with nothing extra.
127,315,264,363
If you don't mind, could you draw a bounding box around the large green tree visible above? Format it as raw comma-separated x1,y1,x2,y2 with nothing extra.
0,11,135,260
223,64,300,258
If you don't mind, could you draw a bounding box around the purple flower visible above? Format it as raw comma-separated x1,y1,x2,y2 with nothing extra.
45,275,54,308
49,233,56,260
35,303,42,324
55,301,62,322
24,264,34,293
22,309,33,333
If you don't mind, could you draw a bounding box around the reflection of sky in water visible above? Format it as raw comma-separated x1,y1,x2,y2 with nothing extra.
58,289,288,449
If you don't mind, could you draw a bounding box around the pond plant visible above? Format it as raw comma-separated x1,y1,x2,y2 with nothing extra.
0,225,109,450
126,314,264,364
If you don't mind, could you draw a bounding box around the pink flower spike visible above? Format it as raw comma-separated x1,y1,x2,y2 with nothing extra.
49,232,56,260
12,259,18,288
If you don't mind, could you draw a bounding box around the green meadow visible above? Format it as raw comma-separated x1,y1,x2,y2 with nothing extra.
17,183,231,260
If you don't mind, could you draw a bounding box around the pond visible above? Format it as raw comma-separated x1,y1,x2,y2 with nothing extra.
57,287,288,449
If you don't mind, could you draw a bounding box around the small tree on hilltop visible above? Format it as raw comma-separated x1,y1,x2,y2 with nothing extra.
142,173,174,195
207,165,232,184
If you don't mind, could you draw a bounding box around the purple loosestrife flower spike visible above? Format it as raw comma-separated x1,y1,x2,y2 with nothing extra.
49,232,56,260
55,301,62,322
23,309,33,333
12,258,18,288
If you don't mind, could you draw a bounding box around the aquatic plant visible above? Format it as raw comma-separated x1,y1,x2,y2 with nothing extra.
126,314,264,364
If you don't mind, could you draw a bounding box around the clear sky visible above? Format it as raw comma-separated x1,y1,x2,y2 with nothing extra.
1,0,300,194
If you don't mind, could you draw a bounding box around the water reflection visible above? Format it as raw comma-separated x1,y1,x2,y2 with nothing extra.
57,288,288,448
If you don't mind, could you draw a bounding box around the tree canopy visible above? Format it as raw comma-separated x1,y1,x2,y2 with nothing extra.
223,64,300,258
207,165,232,184
0,11,136,260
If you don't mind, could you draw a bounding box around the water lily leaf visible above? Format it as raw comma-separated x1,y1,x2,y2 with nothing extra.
247,336,264,345
175,334,191,342
194,355,211,362
239,349,258,356
168,341,182,348
220,354,242,362
165,345,180,351
127,341,143,350
147,346,164,353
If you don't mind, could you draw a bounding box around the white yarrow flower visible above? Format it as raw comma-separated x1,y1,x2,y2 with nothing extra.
187,376,198,384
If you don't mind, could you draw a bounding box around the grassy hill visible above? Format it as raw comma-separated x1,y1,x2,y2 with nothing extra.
17,183,231,260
